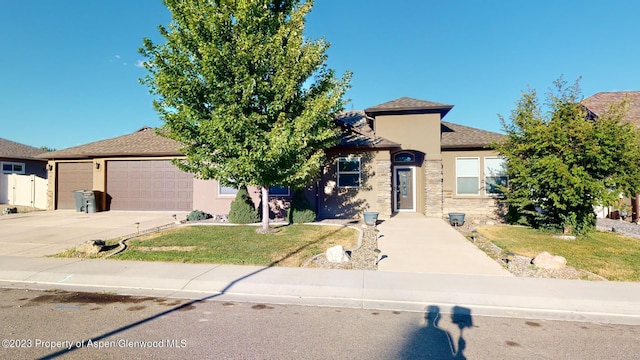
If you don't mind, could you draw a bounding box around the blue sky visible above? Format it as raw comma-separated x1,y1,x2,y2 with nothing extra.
2,0,639,150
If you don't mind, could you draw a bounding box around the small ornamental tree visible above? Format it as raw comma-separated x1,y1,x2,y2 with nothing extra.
228,186,259,224
288,188,316,223
494,78,640,234
140,0,351,233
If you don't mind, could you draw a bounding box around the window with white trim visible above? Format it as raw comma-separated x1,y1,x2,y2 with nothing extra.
484,157,507,195
337,157,361,188
269,185,290,196
1,162,25,175
218,183,238,196
456,157,479,195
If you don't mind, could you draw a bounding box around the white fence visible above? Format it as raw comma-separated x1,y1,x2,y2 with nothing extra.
0,174,47,209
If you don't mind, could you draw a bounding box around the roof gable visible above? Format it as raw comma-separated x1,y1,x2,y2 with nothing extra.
38,127,183,159
364,97,453,118
0,138,47,160
582,91,640,125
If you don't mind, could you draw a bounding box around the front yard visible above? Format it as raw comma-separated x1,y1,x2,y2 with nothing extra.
110,224,359,267
475,225,640,281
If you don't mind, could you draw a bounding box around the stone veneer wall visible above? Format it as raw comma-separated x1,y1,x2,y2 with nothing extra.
424,159,443,217
443,190,502,218
46,161,55,210
375,160,392,218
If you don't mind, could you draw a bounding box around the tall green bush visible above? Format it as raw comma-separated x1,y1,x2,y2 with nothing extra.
229,187,259,224
289,189,316,224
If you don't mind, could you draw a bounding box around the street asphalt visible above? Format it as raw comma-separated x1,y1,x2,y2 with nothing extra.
0,210,639,325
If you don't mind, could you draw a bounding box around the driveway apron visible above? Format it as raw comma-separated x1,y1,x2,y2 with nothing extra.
0,210,186,257
376,214,511,276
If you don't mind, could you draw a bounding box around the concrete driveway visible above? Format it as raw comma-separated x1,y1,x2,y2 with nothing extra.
0,210,188,257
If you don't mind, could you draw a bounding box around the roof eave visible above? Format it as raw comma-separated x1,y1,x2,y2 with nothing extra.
0,154,48,161
441,144,496,150
41,151,184,160
364,105,454,118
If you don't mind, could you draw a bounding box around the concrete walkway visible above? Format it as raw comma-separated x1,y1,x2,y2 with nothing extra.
376,214,511,276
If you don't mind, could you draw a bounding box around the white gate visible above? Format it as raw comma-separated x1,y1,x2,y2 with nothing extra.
0,174,47,209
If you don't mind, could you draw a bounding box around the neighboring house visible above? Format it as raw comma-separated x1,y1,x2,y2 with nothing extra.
39,97,506,219
582,91,640,220
0,138,47,178
582,91,640,125
0,138,48,208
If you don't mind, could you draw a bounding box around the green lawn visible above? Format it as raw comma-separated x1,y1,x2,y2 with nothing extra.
476,226,640,281
112,224,359,267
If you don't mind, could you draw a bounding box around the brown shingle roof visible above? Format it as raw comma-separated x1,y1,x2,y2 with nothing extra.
441,122,504,149
38,127,183,159
364,97,453,117
335,111,400,149
582,91,640,125
0,138,47,160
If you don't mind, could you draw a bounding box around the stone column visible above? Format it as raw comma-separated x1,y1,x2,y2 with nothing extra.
424,157,443,218
375,160,392,218
46,161,55,211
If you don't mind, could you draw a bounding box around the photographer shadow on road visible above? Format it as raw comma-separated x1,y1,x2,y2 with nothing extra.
400,305,473,360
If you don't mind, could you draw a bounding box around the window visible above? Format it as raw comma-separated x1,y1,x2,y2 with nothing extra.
218,183,238,196
1,162,25,175
456,157,479,195
269,185,290,196
394,152,415,163
485,157,508,195
337,157,360,188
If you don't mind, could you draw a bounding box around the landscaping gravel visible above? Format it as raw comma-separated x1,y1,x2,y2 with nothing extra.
306,220,379,271
597,218,640,240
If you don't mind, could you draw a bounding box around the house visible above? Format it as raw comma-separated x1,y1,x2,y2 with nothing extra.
0,138,48,208
582,91,640,220
0,138,47,178
39,97,506,219
582,91,640,125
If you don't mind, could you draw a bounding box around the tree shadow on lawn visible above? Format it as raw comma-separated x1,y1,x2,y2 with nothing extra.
39,225,352,359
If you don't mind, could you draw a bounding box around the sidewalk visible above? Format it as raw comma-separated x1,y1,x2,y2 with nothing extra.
1,256,639,325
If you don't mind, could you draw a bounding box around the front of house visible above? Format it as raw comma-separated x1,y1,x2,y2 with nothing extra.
317,97,505,219
39,97,505,219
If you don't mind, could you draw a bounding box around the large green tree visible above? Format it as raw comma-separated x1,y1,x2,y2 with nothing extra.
495,78,640,234
140,0,350,232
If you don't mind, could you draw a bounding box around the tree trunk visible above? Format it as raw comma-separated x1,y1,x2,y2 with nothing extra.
634,194,640,223
261,186,270,233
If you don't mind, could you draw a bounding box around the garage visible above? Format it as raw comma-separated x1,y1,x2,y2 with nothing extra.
56,162,93,209
106,160,193,211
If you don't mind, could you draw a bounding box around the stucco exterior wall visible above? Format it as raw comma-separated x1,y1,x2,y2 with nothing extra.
374,113,441,154
442,149,503,217
193,180,301,220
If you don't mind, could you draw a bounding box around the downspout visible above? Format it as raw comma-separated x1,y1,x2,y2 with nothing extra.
315,180,320,219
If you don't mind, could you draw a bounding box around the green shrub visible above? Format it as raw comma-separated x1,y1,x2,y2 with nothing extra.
289,189,316,223
229,186,259,224
187,210,211,222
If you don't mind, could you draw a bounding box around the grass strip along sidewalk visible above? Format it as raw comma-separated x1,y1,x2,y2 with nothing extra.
476,226,640,281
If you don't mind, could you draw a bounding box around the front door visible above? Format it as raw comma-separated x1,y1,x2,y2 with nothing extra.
394,167,415,212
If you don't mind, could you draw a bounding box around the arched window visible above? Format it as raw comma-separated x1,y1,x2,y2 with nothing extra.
394,152,415,163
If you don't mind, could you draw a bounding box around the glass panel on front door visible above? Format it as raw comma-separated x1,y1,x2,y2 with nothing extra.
395,168,414,211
